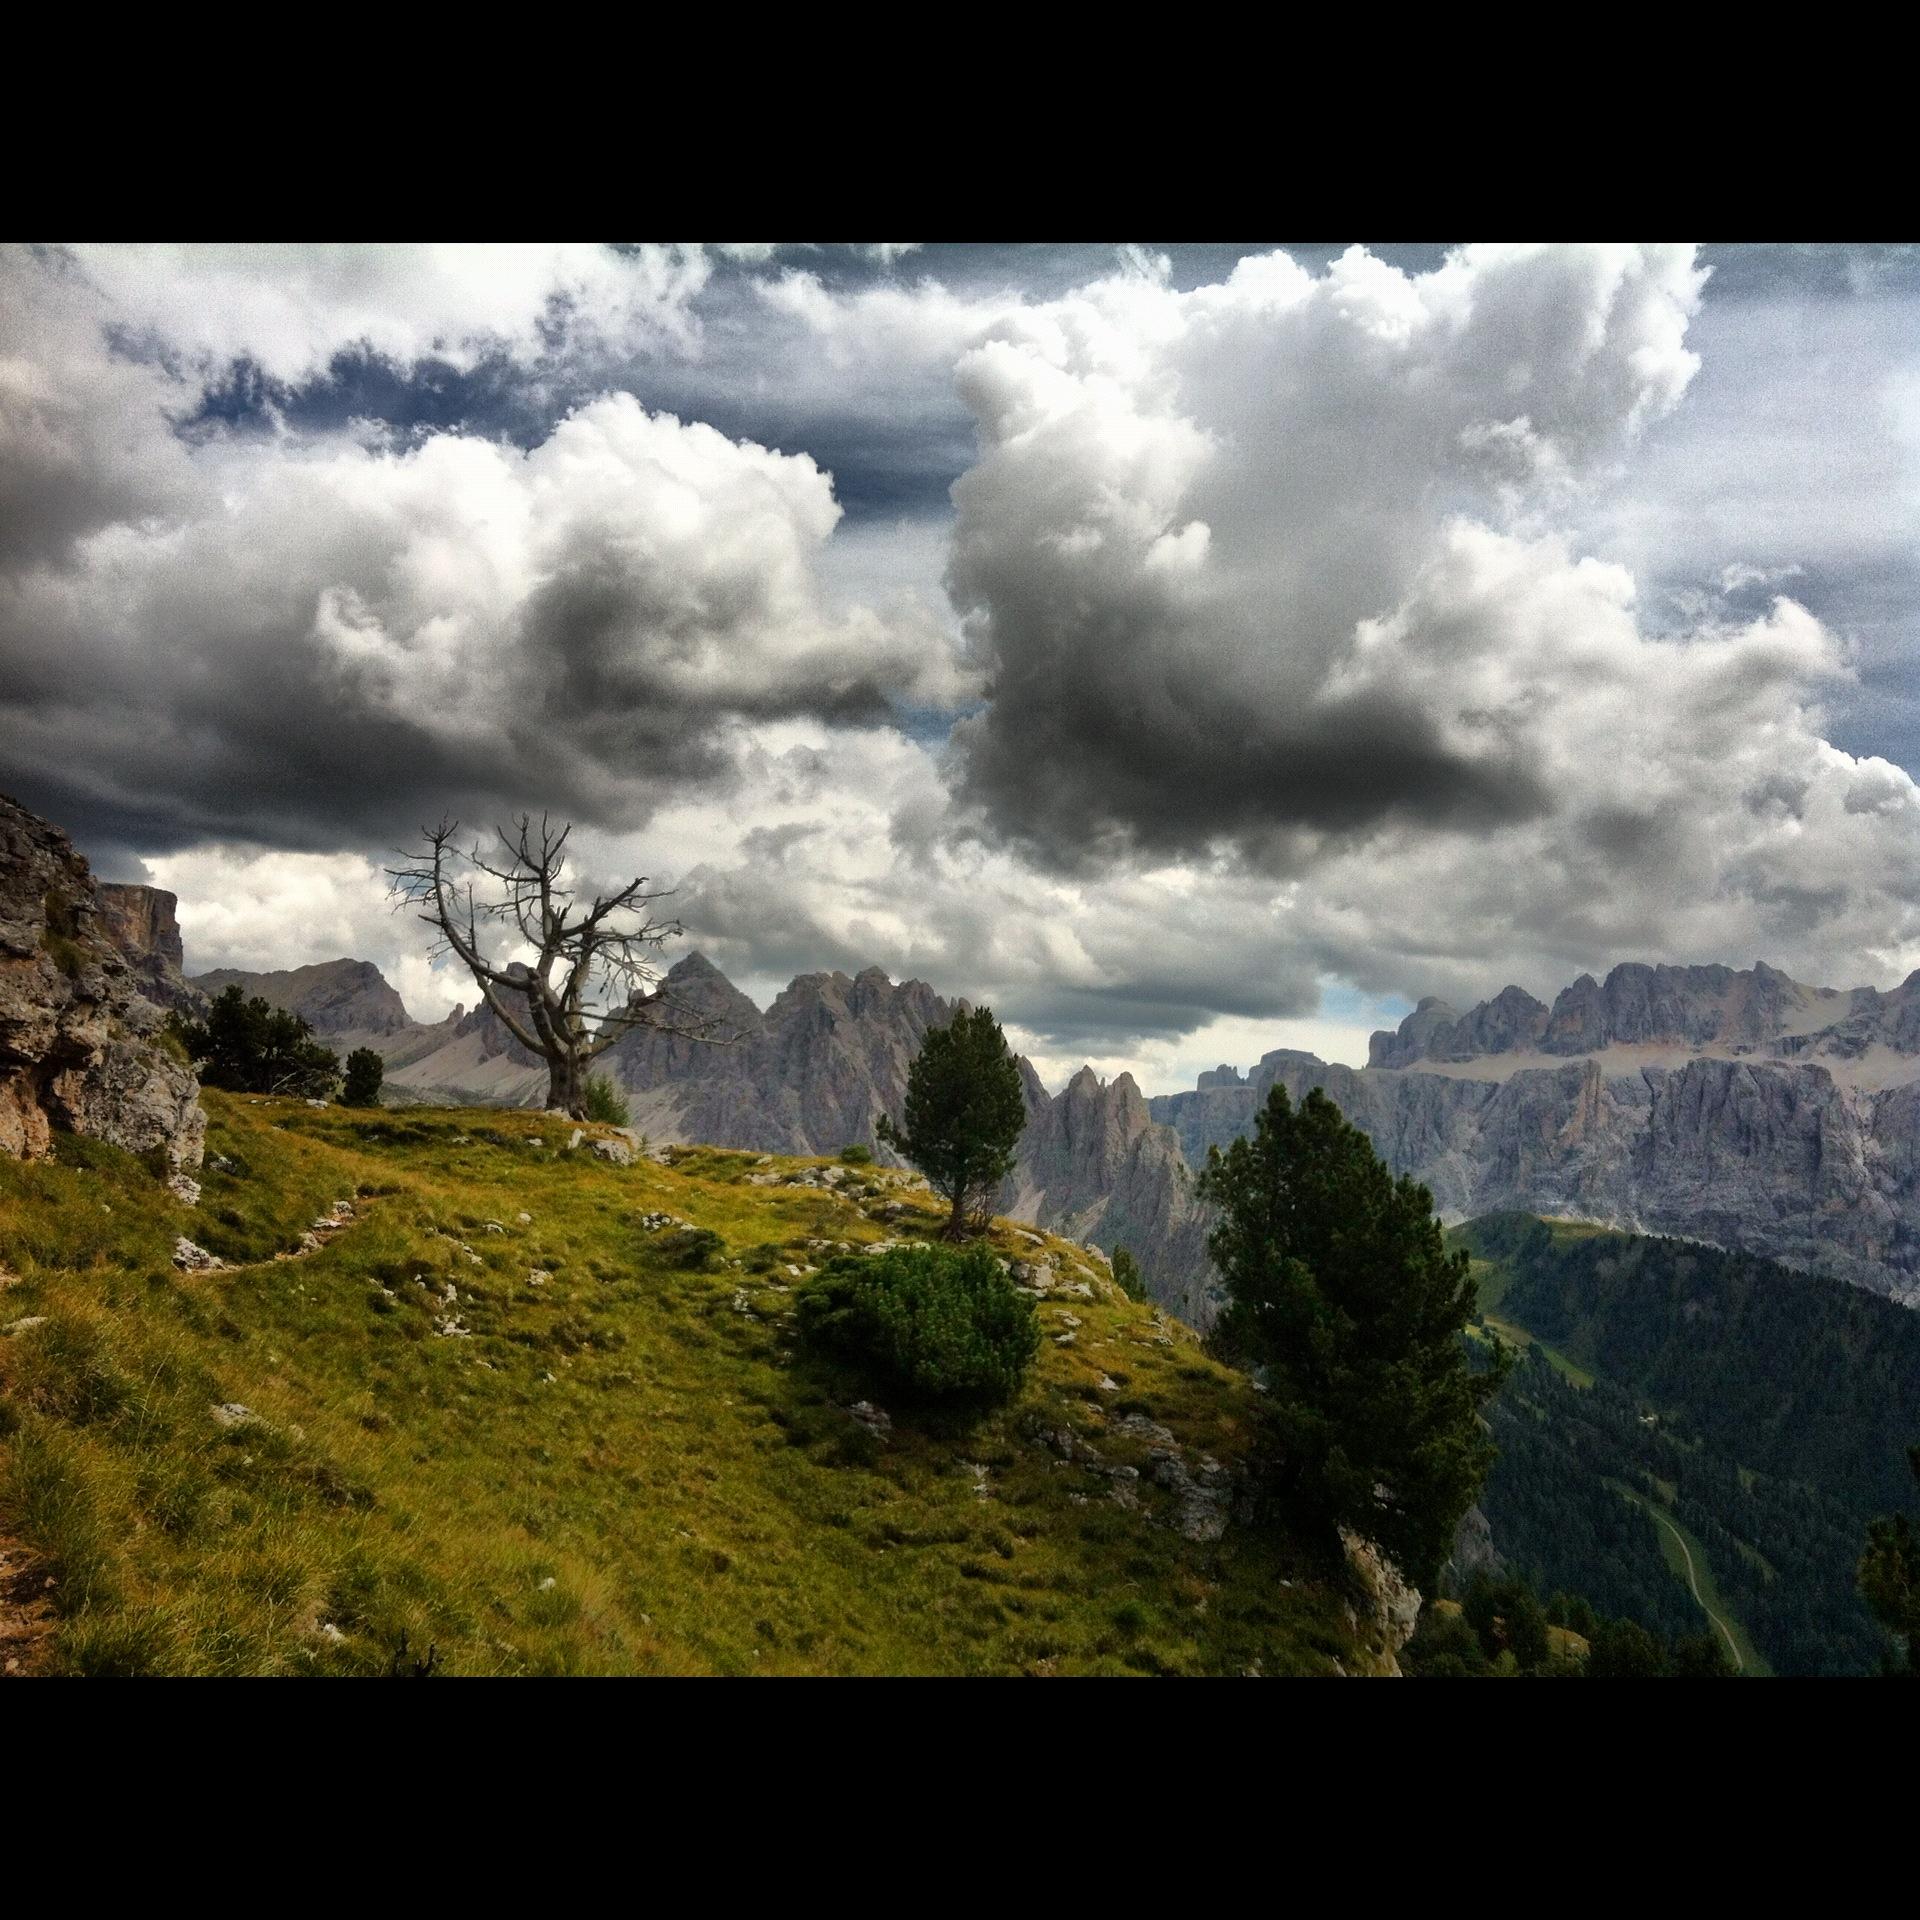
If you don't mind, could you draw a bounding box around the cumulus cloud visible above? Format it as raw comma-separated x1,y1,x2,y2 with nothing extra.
144,843,468,1021
66,242,713,386
1271,527,1920,1002
0,246,970,859
944,242,1708,868
8,239,1920,1092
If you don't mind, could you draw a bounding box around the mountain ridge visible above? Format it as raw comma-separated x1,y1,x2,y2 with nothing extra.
91,893,1920,1319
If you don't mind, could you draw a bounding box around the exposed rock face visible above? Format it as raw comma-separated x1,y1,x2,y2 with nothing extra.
192,958,415,1038
96,882,204,1014
1149,1043,1920,1317
1010,1066,1217,1322
608,957,1057,1165
1444,1505,1503,1587
1340,1530,1423,1677
604,959,941,1157
0,795,204,1170
1366,959,1886,1074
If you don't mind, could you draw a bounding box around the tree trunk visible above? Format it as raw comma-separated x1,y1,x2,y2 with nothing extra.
546,1052,586,1120
944,1181,967,1241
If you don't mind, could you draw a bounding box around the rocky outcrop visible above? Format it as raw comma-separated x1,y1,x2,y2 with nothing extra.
96,882,203,1014
0,795,204,1171
1340,1530,1423,1677
1444,1505,1504,1587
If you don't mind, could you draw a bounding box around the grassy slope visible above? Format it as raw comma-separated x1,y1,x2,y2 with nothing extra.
0,1093,1387,1677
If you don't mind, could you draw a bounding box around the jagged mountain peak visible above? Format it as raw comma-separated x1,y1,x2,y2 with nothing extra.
666,950,734,985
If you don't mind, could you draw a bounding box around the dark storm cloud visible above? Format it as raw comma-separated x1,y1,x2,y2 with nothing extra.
942,245,1709,871
952,651,1551,876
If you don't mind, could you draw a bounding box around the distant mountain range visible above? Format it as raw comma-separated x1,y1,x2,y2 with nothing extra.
99,885,1920,1318
1364,959,1920,1087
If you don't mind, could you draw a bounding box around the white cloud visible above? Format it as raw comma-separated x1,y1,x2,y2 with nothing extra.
0,246,974,853
65,242,713,385
10,239,1920,1090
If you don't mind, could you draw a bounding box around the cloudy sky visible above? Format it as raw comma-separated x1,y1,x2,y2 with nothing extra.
4,240,1919,1093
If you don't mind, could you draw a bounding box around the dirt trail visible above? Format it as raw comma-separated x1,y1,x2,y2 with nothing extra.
0,1533,55,1677
1651,1509,1745,1674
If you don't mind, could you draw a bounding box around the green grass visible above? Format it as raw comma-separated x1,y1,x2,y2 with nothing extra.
0,1094,1393,1677
1468,1275,1596,1389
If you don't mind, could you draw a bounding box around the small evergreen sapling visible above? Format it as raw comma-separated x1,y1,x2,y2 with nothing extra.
876,1005,1027,1241
584,1073,630,1126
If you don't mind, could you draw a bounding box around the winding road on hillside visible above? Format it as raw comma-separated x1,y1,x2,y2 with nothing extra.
1650,1510,1744,1673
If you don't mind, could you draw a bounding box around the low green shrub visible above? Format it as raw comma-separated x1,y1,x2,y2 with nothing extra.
1112,1247,1147,1302
838,1143,873,1165
584,1075,630,1126
654,1226,725,1270
796,1245,1040,1407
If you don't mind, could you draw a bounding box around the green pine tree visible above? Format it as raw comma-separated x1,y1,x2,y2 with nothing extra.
170,984,338,1099
1196,1083,1506,1589
341,1047,385,1108
1859,1444,1920,1675
877,1006,1027,1241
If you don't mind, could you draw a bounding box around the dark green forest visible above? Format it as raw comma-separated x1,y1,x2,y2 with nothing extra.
1455,1213,1917,1676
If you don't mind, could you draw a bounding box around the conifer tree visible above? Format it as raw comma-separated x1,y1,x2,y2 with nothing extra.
1859,1444,1920,1674
341,1047,385,1108
1197,1083,1505,1588
878,1006,1027,1240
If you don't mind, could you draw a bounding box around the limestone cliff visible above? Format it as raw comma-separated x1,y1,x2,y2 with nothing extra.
1150,1044,1920,1317
96,882,204,1014
1009,1066,1217,1323
0,795,204,1171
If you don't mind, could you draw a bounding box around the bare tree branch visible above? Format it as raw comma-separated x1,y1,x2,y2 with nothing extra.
387,812,726,1119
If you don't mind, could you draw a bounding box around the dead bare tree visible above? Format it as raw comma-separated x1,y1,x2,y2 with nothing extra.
388,813,717,1120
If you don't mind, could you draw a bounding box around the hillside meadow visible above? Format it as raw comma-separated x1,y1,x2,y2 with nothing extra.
0,1093,1402,1677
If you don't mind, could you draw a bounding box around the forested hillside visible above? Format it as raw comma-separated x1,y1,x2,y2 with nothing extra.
1458,1214,1917,1675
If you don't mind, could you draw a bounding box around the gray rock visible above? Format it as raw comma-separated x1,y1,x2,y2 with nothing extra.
1,795,205,1173
189,956,415,1038
1445,1504,1504,1586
